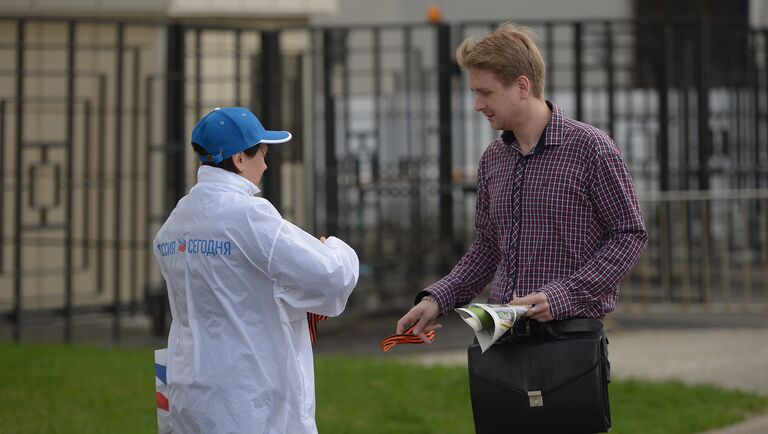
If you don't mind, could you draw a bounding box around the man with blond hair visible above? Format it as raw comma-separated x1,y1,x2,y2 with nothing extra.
396,23,647,432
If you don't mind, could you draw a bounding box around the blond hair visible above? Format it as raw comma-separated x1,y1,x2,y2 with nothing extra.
456,22,546,97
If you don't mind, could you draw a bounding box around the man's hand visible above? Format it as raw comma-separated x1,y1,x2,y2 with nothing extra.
396,299,442,343
319,236,327,243
510,292,554,322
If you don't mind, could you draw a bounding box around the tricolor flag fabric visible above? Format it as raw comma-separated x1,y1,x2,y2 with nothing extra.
155,348,173,434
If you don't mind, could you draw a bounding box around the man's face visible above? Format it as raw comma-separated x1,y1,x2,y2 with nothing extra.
468,68,522,131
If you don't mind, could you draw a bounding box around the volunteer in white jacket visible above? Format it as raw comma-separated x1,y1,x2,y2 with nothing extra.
153,107,359,434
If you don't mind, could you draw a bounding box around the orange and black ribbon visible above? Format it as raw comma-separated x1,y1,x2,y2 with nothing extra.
307,312,328,343
379,323,437,352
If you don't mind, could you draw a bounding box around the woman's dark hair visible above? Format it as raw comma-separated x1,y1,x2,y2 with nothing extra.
191,142,261,173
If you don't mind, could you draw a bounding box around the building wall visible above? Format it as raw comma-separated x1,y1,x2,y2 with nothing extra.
0,0,337,18
312,0,632,25
752,0,768,26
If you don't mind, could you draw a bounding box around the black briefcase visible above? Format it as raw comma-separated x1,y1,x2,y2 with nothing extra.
467,319,611,434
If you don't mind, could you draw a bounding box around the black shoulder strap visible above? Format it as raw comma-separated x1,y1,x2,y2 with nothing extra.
546,318,603,337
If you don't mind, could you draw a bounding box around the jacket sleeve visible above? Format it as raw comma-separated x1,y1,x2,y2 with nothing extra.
268,219,359,317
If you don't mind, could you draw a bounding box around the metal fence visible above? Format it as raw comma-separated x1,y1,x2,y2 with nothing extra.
624,189,768,313
0,16,766,342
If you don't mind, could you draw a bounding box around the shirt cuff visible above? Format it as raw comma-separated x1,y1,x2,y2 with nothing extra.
416,281,456,315
539,281,571,320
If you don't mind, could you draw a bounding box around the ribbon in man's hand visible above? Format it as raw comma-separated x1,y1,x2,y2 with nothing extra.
379,323,437,352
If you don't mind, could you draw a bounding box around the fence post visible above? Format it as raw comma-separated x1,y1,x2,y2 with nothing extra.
655,23,673,301
13,19,26,343
323,29,338,236
153,23,187,337
436,23,454,273
573,22,583,121
656,23,670,192
605,21,615,138
165,24,186,214
260,30,283,212
64,21,76,342
697,20,711,191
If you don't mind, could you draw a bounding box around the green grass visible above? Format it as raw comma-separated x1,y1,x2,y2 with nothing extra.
0,342,765,434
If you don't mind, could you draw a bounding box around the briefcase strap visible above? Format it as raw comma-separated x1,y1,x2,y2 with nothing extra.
513,318,603,338
549,318,603,334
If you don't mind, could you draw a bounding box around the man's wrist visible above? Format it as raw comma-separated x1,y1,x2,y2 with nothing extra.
422,295,438,305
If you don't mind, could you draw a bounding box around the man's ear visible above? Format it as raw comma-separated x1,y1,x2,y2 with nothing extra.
517,76,531,99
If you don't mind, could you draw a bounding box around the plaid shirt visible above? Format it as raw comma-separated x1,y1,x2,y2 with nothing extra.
425,101,647,319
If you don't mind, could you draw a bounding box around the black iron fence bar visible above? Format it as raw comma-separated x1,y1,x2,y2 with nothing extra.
753,33,762,189
436,23,453,273
4,138,69,146
97,74,106,294
545,22,554,100
112,22,125,343
639,188,768,201
2,305,117,322
765,30,768,189
64,20,76,342
159,25,186,336
573,22,583,121
0,42,146,51
143,74,152,312
260,30,283,211
697,20,711,191
655,22,672,299
0,173,185,191
235,29,242,107
0,100,4,273
165,25,186,220
305,45,431,58
323,29,338,235
310,29,319,234
372,27,383,278
657,23,670,191
0,70,108,78
0,236,166,252
604,21,615,138
341,30,350,158
144,74,167,337
130,46,142,316
13,18,25,342
21,223,66,231
195,29,203,119
404,26,421,285
83,100,91,269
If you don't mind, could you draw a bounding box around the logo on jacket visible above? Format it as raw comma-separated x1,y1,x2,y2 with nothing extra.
156,238,232,257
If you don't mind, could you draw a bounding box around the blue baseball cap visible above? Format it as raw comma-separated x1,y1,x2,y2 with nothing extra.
191,107,292,163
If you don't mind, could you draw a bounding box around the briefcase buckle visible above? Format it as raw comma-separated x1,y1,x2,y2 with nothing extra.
528,390,543,407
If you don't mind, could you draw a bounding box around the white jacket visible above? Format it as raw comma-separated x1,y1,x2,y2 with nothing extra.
153,166,359,434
